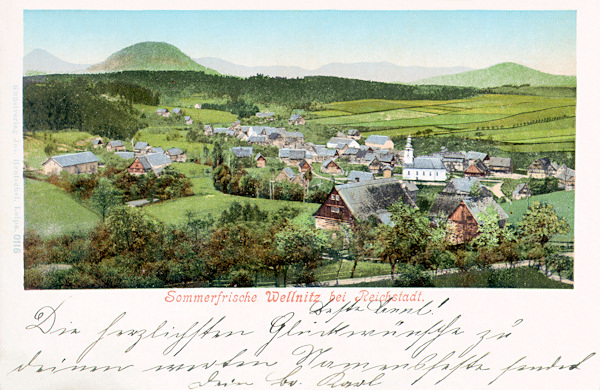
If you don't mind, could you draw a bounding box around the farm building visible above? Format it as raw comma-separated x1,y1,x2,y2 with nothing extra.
298,159,312,173
347,171,374,183
486,157,513,174
512,183,532,200
447,196,508,244
114,152,135,160
255,153,266,168
231,147,254,159
314,177,417,230
428,178,492,222
184,116,193,125
106,140,126,152
284,131,305,148
157,108,170,117
431,147,467,172
403,156,447,182
382,166,393,178
134,141,152,155
555,166,575,190
194,103,202,109
204,125,214,136
267,132,285,148
166,148,187,162
42,151,99,176
527,157,559,178
368,157,384,174
365,135,394,150
326,137,360,150
127,153,172,176
92,138,103,148
276,167,297,182
288,114,305,125
321,159,344,175
172,108,182,115
313,147,338,163
247,135,268,145
348,129,361,140
464,159,489,177
465,151,490,165
279,148,311,166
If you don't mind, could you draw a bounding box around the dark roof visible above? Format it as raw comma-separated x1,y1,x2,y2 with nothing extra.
466,159,488,174
231,147,254,158
321,159,340,170
488,156,512,168
248,135,267,143
279,148,307,159
335,177,417,222
134,141,149,150
428,193,469,219
44,151,99,167
347,171,375,182
166,148,183,156
138,153,172,169
282,167,295,179
348,129,360,136
404,182,419,192
378,153,395,163
115,152,135,160
444,177,481,194
529,157,555,170
343,147,359,156
462,196,508,224
92,138,103,145
108,140,124,147
513,183,531,196
268,132,282,140
404,156,446,170
255,153,265,161
365,135,390,145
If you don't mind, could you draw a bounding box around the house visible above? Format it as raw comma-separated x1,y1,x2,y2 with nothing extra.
464,159,489,177
527,157,558,178
512,183,531,200
166,148,187,162
298,159,312,173
365,135,394,150
284,131,305,148
276,167,297,182
348,129,361,140
447,196,508,244
255,153,266,168
465,151,490,165
114,152,135,160
134,141,152,155
289,114,305,125
195,103,202,109
150,147,164,154
347,171,374,183
555,166,575,190
368,157,384,174
267,132,285,148
321,159,344,175
313,147,339,163
486,157,513,174
279,148,311,166
403,156,447,182
431,147,466,172
184,116,193,125
428,178,492,222
172,108,182,115
326,137,360,150
382,166,393,178
314,177,417,230
127,153,172,176
42,152,99,175
231,147,254,159
247,135,268,145
92,138,103,149
157,108,170,117
203,125,214,136
106,140,126,152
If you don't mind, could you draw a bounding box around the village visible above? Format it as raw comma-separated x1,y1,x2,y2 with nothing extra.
41,105,575,243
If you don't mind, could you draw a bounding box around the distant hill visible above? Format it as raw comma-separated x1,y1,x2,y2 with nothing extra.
23,49,90,75
88,42,219,74
413,62,576,88
194,57,471,83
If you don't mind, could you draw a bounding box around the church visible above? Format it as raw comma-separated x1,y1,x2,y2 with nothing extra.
402,136,447,182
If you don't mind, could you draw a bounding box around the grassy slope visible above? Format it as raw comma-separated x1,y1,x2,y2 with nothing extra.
503,190,575,242
25,179,100,237
413,62,577,88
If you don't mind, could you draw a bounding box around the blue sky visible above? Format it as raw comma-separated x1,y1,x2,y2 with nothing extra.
24,10,576,74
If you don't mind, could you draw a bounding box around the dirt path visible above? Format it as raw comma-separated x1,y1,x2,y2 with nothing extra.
486,181,505,198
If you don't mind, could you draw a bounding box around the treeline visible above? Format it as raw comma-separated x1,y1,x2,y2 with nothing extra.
23,79,147,139
45,71,481,106
202,99,259,118
94,80,159,105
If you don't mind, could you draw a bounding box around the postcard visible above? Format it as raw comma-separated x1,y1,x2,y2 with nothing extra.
1,1,599,389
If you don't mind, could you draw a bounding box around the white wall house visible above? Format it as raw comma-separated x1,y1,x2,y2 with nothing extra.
403,156,447,181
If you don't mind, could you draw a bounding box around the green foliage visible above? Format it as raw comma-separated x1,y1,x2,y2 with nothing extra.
202,99,259,118
393,264,434,287
89,178,124,222
518,201,570,249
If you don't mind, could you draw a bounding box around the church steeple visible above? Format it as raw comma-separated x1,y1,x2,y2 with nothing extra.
404,135,414,164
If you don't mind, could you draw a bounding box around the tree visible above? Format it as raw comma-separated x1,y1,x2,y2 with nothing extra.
377,203,439,280
518,201,570,272
89,178,123,223
274,215,329,286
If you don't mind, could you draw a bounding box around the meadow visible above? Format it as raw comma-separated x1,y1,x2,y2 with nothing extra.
309,94,575,153
24,178,100,237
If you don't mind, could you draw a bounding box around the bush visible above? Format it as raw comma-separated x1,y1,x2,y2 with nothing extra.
229,270,255,287
393,264,434,287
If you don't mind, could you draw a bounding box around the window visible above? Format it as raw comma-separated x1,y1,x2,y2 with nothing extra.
331,206,340,213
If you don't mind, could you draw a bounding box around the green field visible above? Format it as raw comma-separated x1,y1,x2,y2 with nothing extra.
310,94,575,153
503,190,575,242
25,179,101,238
136,104,238,124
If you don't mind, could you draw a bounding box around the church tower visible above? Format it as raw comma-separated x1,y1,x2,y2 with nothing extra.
404,135,414,165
